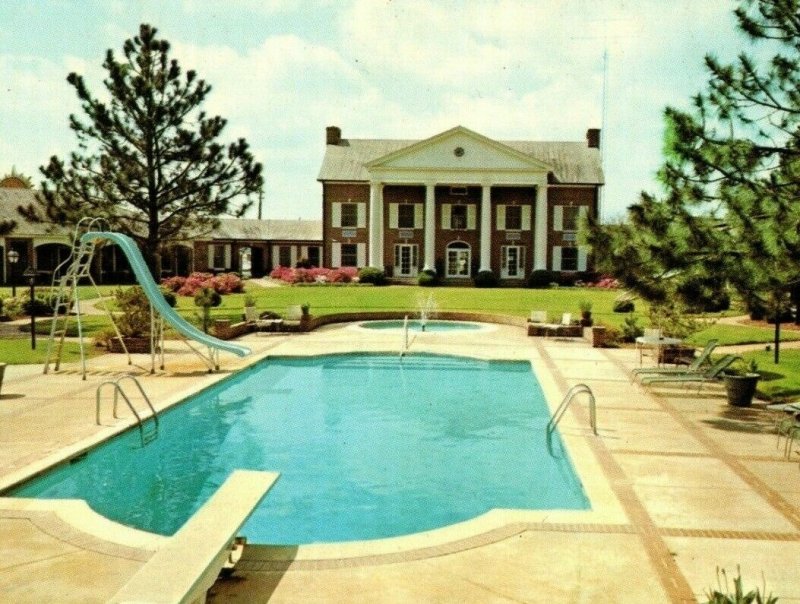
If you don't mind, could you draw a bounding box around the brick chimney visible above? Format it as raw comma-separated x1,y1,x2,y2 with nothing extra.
586,128,600,149
326,126,342,145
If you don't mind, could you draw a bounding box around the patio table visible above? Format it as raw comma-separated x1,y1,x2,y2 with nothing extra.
635,335,682,365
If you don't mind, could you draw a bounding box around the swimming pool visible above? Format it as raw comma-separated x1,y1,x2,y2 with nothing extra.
8,353,588,544
359,319,484,332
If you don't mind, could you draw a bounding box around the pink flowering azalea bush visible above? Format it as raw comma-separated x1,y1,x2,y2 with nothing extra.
160,272,243,296
268,266,359,284
584,274,620,289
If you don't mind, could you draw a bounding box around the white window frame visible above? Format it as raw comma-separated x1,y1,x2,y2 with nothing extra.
445,242,471,278
501,245,525,279
394,243,419,277
552,246,587,272
208,243,231,270
332,202,366,228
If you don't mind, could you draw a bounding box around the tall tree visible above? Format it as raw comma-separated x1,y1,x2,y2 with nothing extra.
586,0,800,362
21,23,263,276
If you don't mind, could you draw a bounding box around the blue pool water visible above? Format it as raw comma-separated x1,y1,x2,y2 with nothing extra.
9,354,588,544
360,319,482,332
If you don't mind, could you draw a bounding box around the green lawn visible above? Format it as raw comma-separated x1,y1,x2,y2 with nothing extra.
0,284,119,301
737,348,800,401
197,284,642,327
687,323,800,347
4,282,799,367
0,338,101,365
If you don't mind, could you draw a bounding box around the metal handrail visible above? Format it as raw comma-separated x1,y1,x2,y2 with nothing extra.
96,376,159,446
546,383,597,439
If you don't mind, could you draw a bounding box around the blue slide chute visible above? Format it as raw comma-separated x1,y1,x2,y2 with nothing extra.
81,231,250,357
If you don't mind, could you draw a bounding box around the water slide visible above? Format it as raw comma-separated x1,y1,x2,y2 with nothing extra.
81,231,251,358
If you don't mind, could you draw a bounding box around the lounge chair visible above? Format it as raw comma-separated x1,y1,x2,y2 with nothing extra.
631,339,718,381
639,354,738,387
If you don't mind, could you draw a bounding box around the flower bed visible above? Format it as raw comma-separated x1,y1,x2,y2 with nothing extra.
161,272,244,296
269,266,358,284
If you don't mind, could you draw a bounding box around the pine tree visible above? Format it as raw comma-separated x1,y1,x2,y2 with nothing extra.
586,0,800,361
21,24,263,277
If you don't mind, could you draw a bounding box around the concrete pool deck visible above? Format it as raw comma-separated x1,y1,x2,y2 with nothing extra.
0,323,798,602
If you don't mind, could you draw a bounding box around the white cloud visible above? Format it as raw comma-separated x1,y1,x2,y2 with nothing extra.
0,0,748,220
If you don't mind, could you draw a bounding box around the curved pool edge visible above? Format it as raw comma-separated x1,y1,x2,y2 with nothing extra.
0,497,165,553
0,323,625,567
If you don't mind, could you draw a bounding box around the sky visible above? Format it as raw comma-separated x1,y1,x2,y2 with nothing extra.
1,0,747,221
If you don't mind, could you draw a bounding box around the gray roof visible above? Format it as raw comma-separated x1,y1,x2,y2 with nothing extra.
0,187,70,237
210,218,322,242
0,188,322,243
318,136,604,184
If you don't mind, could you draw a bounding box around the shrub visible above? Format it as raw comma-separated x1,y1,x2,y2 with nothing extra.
269,266,358,285
358,267,386,285
114,286,151,337
23,296,57,317
526,269,554,289
193,287,222,334
705,566,777,604
161,275,186,292
601,325,621,348
418,269,438,287
159,288,177,308
213,272,244,294
165,272,242,296
473,270,498,288
558,272,578,287
587,275,621,289
613,296,635,313
620,315,643,342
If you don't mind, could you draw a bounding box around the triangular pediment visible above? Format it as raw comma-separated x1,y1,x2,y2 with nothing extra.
365,126,552,173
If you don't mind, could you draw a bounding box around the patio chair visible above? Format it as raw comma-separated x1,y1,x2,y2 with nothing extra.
767,402,800,459
639,354,738,387
631,339,718,381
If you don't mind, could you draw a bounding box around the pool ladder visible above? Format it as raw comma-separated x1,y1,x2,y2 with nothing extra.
546,384,598,445
96,376,159,447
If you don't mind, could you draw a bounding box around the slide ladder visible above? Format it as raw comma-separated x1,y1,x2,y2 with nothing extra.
44,218,131,379
45,225,250,379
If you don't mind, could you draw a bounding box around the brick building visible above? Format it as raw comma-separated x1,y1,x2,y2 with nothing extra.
318,125,603,284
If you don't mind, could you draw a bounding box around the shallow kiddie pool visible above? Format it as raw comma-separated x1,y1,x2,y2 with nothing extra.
8,353,588,544
358,319,484,332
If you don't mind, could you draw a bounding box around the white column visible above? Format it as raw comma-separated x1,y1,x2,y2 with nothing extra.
479,183,492,272
534,184,549,270
423,182,436,271
368,181,383,268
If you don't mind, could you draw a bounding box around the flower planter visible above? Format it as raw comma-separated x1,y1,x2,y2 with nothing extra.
659,346,696,366
723,373,760,407
108,336,154,354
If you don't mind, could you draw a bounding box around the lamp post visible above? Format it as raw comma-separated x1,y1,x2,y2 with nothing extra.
6,249,19,297
23,266,37,350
